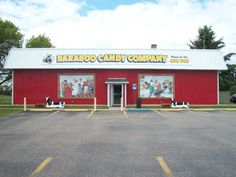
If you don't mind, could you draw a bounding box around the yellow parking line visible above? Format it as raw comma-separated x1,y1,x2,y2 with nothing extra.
29,156,52,177
153,110,167,118
123,111,128,118
156,156,174,177
86,111,94,119
47,110,60,117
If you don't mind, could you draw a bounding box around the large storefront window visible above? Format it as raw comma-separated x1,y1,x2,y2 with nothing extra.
58,74,95,99
139,74,174,98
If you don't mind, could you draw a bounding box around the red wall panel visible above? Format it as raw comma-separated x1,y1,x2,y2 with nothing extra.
13,69,218,105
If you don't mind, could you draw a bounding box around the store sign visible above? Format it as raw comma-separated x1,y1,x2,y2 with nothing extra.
132,83,137,90
5,48,225,70
55,54,189,64
56,54,168,63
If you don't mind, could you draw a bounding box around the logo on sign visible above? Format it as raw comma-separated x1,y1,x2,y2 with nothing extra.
43,54,54,64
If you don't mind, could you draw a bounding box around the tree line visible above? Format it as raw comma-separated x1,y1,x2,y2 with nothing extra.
0,19,53,94
0,19,235,95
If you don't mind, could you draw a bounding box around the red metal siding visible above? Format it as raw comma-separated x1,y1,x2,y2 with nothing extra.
14,69,217,105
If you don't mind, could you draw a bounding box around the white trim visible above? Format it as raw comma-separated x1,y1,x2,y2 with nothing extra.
105,78,129,84
105,81,129,84
121,96,123,111
107,84,110,107
125,84,127,107
111,85,114,106
12,70,14,105
217,71,219,105
122,84,124,107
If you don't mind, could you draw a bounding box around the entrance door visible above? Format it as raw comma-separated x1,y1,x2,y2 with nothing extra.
113,85,122,106
106,79,129,108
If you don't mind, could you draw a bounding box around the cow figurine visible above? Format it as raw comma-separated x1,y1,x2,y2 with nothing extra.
170,98,189,108
45,97,65,108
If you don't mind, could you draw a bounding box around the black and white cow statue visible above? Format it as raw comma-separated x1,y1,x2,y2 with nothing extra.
170,98,189,108
45,97,65,108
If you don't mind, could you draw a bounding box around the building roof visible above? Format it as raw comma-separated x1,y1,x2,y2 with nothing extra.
105,78,129,84
4,48,227,70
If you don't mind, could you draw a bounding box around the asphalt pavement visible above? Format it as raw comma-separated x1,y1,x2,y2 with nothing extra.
0,110,235,177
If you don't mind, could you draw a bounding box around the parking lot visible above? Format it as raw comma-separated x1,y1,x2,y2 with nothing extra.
0,110,236,177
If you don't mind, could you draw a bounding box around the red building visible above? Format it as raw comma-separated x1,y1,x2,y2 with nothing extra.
4,48,227,106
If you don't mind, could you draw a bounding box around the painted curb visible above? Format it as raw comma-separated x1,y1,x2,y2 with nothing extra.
64,109,89,112
159,109,184,111
190,109,220,111
222,108,236,111
28,108,236,112
29,109,54,112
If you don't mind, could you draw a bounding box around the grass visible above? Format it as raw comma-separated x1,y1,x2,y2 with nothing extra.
0,95,11,105
0,108,22,117
0,95,21,117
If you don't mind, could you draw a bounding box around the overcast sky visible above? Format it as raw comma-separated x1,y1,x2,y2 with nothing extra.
0,0,235,61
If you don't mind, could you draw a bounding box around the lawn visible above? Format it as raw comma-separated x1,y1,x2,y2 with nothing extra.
0,108,22,117
0,95,11,105
0,95,20,117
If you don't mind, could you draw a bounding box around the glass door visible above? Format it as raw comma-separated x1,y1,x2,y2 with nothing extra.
113,85,121,106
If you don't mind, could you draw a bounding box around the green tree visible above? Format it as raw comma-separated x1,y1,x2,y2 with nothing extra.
0,19,23,86
224,53,236,61
219,64,236,91
220,53,236,91
26,34,54,48
188,25,225,49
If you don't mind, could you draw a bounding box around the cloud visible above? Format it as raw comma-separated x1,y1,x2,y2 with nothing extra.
0,0,84,29
0,0,235,53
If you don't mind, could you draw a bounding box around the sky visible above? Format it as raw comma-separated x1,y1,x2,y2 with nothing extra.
0,0,236,61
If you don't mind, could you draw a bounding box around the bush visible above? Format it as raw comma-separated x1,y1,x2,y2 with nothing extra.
0,85,12,95
230,85,236,95
219,91,230,104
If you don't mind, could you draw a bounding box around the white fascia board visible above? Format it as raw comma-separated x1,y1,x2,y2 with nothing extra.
4,48,227,70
